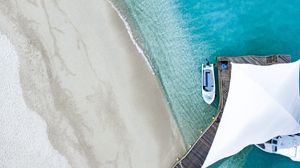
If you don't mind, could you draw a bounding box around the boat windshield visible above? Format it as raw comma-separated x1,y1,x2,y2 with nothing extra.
272,139,278,144
203,69,214,92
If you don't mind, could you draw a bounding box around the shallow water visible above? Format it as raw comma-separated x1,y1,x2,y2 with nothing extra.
111,0,300,167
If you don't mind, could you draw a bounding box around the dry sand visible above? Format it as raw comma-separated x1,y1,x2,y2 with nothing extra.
0,0,185,167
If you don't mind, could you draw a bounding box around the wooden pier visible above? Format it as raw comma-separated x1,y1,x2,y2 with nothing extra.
173,55,291,168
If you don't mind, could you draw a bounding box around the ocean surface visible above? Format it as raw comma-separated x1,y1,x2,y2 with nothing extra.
111,0,300,167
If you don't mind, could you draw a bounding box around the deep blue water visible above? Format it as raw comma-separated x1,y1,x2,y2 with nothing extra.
111,0,300,167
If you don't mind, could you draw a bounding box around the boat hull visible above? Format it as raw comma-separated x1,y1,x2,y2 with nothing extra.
202,64,215,104
256,134,300,162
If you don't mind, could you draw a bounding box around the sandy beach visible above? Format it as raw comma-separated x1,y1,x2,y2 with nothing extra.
0,0,185,167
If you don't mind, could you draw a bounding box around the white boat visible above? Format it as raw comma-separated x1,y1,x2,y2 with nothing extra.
202,60,215,104
256,134,300,161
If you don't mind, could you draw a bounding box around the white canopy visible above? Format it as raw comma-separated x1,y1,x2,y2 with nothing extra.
203,60,300,167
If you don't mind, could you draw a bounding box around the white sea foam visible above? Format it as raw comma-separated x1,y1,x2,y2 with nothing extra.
0,34,70,168
106,0,155,75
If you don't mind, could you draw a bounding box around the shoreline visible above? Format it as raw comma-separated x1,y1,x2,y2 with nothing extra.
0,0,185,167
106,0,155,75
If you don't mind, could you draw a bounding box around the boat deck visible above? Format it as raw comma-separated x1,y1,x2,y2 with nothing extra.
173,55,291,168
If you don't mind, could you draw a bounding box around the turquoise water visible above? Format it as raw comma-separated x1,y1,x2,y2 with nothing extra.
111,0,300,167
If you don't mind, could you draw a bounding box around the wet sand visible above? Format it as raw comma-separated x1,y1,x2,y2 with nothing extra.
0,0,185,167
